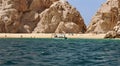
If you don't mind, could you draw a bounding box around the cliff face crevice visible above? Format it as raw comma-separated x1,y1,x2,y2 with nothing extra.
0,0,86,33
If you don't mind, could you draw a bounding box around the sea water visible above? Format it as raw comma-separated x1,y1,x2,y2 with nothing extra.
0,38,120,66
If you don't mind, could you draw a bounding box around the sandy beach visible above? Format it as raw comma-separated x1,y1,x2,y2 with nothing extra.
0,33,106,39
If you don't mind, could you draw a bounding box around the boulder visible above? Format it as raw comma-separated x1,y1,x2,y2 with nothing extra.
104,31,117,38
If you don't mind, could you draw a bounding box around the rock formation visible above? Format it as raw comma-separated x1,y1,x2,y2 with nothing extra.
104,21,120,38
33,1,86,33
87,0,120,34
0,0,86,33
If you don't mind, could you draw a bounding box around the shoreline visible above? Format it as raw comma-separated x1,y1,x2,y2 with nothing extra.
0,33,106,39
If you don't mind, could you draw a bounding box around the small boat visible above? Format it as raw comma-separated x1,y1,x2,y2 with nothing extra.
53,34,67,39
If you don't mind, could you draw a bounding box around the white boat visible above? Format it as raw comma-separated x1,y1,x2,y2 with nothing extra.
52,34,67,39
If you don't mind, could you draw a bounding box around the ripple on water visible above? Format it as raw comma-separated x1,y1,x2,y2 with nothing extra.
0,39,119,66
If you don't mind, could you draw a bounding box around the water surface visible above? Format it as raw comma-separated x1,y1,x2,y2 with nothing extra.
0,38,120,66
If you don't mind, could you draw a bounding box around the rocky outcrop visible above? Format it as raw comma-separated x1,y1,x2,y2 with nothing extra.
33,1,86,33
87,0,120,34
104,31,117,38
104,21,120,38
0,0,86,33
0,0,58,33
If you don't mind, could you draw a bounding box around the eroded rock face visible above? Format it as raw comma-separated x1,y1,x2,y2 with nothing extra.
87,0,120,34
104,31,117,38
0,0,22,33
105,21,120,38
29,0,59,12
0,0,86,33
33,1,86,33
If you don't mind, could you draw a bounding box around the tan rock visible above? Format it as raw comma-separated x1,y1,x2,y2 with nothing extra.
87,0,119,34
0,0,24,33
55,22,81,33
104,31,117,38
33,1,86,33
29,0,59,12
0,0,86,33
103,0,120,38
19,11,40,33
0,9,21,32
105,21,120,38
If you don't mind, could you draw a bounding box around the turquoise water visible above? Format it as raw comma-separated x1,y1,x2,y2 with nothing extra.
0,38,120,66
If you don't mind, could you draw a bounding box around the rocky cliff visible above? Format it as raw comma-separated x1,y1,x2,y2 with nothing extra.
0,0,86,33
87,0,120,34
